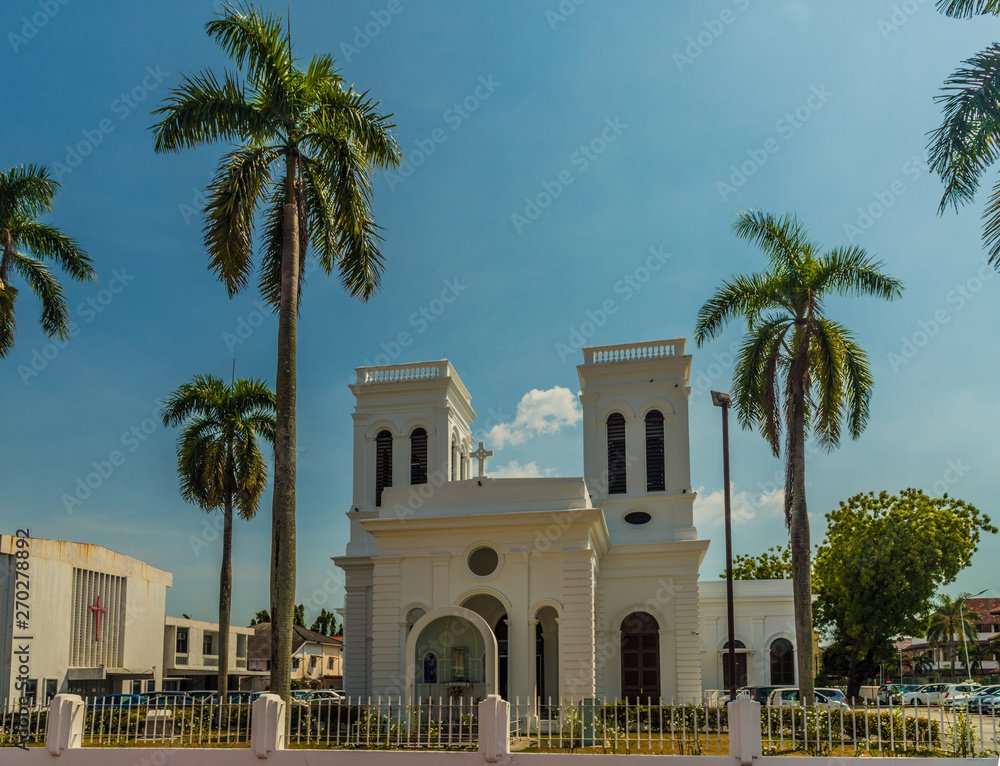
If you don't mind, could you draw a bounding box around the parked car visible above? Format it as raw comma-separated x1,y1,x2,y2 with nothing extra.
737,687,776,705
145,691,191,707
225,691,256,704
187,691,219,704
87,694,147,711
965,685,1000,713
942,682,983,707
877,684,921,704
902,683,948,705
767,688,850,709
305,690,345,707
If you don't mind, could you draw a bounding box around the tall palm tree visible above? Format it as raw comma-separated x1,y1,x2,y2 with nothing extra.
926,594,980,676
0,164,95,357
914,652,935,676
161,373,275,699
152,4,400,704
694,210,904,704
928,1,1000,266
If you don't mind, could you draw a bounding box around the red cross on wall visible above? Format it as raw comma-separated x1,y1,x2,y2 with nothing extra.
89,596,107,642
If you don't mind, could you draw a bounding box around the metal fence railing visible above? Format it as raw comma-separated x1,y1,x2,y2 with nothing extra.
81,699,254,747
1,700,47,747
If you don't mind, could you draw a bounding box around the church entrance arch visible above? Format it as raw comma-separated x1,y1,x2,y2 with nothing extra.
534,605,559,717
405,607,497,703
460,593,508,699
621,611,660,702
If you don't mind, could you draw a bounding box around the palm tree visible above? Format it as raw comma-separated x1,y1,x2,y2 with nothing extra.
913,652,935,676
968,642,991,676
694,210,904,704
161,373,275,699
310,608,338,636
151,4,400,704
925,594,980,677
0,164,95,357
928,1,1000,266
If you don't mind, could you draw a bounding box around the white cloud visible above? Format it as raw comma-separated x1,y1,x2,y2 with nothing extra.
490,460,555,479
693,484,784,528
487,387,582,448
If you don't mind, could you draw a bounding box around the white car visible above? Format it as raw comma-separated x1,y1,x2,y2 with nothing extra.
768,687,850,709
305,690,345,705
902,684,948,705
942,682,983,707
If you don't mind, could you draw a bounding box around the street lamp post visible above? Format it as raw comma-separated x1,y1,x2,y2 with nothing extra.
959,589,988,680
712,391,737,703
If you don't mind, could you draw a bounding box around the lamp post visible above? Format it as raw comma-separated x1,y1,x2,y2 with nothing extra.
712,390,737,703
959,589,987,680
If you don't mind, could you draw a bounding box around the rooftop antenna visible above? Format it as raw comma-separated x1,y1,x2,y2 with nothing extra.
231,358,236,384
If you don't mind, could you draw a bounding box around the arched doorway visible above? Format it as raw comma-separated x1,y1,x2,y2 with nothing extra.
534,606,559,716
407,608,496,702
722,640,748,689
769,638,794,685
621,612,659,701
461,593,508,699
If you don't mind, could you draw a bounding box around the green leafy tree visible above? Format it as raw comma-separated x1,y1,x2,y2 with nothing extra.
968,641,991,676
926,593,981,677
0,164,95,357
814,489,995,698
310,608,338,636
928,1,1000,267
162,373,275,699
695,211,904,703
294,603,305,628
250,609,271,626
722,545,792,580
152,3,400,705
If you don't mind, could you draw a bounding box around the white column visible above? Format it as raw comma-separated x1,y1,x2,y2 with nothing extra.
625,416,645,495
371,557,403,696
392,434,409,489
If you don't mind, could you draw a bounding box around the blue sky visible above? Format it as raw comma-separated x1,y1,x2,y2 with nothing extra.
2,0,999,626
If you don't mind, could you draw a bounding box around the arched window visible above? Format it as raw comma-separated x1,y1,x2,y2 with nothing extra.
770,638,795,685
410,428,427,485
620,611,659,701
607,413,627,494
645,409,665,491
375,430,392,507
423,652,437,683
451,436,458,481
722,640,748,689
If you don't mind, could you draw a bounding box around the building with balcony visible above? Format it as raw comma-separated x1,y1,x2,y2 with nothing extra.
162,616,259,691
246,623,343,690
333,339,798,706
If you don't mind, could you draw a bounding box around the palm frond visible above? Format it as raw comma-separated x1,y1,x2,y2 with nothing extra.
256,181,287,311
732,210,815,273
928,44,1000,212
936,0,1000,18
694,272,782,345
152,68,273,152
809,318,847,450
812,246,904,301
0,284,17,358
203,145,280,296
0,164,57,224
11,253,69,339
308,84,401,169
840,334,875,441
205,3,294,125
14,221,95,283
732,314,791,455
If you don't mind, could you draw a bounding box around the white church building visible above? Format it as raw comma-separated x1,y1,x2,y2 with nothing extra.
334,338,798,706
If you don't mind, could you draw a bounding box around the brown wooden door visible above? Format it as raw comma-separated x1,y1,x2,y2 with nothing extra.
621,612,660,701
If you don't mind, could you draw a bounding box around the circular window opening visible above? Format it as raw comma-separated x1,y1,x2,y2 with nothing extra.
624,511,652,526
468,546,499,577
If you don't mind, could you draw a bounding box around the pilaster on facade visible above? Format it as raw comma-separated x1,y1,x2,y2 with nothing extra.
560,551,597,700
672,574,702,702
371,557,403,696
336,557,374,698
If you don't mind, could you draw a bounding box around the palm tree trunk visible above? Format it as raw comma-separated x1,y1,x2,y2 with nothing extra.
270,154,300,708
787,387,815,705
218,498,233,700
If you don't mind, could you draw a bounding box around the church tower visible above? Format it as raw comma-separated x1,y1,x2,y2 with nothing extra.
577,338,697,542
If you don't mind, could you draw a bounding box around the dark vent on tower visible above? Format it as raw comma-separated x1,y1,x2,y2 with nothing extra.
607,413,627,494
410,428,428,485
645,409,665,492
375,430,393,506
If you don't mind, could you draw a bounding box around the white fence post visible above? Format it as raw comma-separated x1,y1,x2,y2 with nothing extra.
251,693,286,759
479,694,510,763
728,696,761,766
46,694,85,755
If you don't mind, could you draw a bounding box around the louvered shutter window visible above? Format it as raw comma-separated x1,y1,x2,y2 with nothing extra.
410,428,427,485
375,430,392,506
607,413,627,494
645,409,665,491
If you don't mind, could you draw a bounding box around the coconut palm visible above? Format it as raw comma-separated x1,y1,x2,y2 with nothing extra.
694,210,904,704
161,373,275,700
913,652,935,676
925,594,980,677
928,1,1000,266
151,3,400,704
0,164,95,357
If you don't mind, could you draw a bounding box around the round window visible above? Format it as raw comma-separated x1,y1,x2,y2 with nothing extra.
624,511,652,526
468,546,499,577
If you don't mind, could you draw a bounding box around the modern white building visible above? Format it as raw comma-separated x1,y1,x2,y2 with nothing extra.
0,536,262,700
333,338,799,706
0,536,171,701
